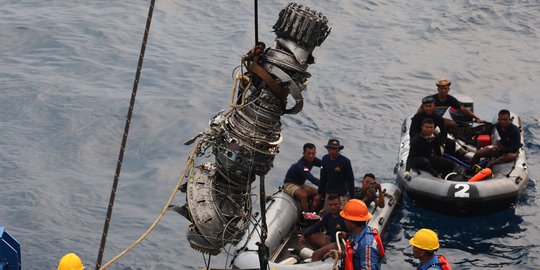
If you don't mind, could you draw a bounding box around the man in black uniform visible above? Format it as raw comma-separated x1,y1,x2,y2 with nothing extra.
404,118,456,180
418,79,483,130
411,96,455,154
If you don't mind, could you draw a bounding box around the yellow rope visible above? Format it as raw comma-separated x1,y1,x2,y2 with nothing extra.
322,249,341,270
99,141,200,269
100,68,243,268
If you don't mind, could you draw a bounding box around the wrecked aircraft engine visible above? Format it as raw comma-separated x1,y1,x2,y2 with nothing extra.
180,3,330,255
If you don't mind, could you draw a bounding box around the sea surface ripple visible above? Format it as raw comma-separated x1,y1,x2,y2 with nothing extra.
0,0,539,269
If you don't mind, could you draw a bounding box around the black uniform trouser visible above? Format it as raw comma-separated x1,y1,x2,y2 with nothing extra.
412,156,455,177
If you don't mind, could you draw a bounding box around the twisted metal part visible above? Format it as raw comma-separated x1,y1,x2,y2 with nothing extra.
181,3,331,254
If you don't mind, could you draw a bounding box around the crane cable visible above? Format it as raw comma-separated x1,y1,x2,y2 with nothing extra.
95,0,156,269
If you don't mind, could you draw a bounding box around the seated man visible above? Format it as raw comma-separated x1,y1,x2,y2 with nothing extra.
411,96,455,155
298,194,346,261
283,143,322,212
470,109,521,169
355,173,385,208
411,96,447,140
404,118,456,180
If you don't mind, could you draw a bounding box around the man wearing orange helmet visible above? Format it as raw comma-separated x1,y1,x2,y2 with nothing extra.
338,199,384,270
409,228,452,270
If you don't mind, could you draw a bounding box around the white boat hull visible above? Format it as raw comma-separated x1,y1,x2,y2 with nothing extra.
231,183,401,269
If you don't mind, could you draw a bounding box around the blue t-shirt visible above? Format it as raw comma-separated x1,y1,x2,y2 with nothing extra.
318,154,354,196
417,255,443,270
495,122,521,153
350,225,382,270
284,157,322,186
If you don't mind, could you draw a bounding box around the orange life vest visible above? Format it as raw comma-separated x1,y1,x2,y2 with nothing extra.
344,239,354,270
371,228,385,257
419,255,452,270
437,255,452,270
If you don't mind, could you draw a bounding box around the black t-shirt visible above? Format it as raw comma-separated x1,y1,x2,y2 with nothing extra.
410,111,447,142
426,94,462,117
406,134,444,171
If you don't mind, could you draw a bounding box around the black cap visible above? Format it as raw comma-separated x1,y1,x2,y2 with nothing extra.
325,139,344,149
422,96,435,104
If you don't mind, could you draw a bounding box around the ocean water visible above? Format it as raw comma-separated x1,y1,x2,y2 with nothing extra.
0,0,539,269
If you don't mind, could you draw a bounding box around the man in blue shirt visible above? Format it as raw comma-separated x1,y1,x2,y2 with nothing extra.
283,143,322,212
339,199,383,270
298,194,346,261
409,228,451,270
318,138,355,209
471,109,521,168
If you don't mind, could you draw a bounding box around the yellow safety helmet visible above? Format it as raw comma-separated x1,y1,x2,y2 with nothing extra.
58,253,84,270
339,199,372,221
409,228,440,251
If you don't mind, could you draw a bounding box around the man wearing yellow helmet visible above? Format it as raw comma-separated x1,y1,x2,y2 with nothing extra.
338,199,384,270
58,253,84,270
409,228,452,270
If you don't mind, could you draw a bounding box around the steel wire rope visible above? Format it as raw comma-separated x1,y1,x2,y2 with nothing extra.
232,193,297,255
249,83,272,270
95,0,156,269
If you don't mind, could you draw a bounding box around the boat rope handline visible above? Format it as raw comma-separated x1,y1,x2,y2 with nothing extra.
325,239,342,270
504,158,519,178
95,0,156,269
98,141,200,269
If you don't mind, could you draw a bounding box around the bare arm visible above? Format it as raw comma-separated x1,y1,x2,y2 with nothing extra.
374,184,385,208
460,106,482,122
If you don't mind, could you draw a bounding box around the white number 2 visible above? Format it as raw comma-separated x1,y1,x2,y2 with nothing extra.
454,184,470,198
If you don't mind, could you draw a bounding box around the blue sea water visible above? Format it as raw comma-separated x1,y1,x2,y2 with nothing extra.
0,0,539,269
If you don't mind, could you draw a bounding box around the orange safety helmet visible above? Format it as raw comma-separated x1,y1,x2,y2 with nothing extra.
339,199,372,221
